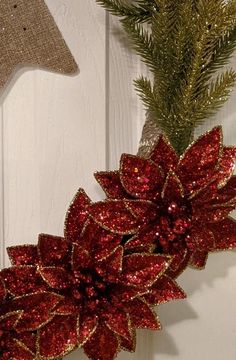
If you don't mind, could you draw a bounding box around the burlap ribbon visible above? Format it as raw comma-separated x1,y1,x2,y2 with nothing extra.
137,114,161,158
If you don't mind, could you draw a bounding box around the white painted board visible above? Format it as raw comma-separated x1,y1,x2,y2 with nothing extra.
0,1,235,359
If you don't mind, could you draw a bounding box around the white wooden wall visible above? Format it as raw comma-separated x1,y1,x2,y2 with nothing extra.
0,1,236,359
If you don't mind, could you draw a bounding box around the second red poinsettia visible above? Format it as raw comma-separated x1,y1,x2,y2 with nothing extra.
4,189,186,360
91,127,236,277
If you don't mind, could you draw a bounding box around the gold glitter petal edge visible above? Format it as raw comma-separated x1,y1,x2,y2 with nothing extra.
135,297,162,330
78,318,98,348
0,310,23,328
178,126,223,165
161,171,185,199
105,312,133,342
188,253,209,270
83,331,121,360
124,199,156,219
15,339,35,357
123,253,173,288
94,170,121,197
7,244,38,266
64,188,91,238
153,275,187,306
217,147,236,189
36,330,78,360
119,154,164,197
37,266,68,290
120,328,136,353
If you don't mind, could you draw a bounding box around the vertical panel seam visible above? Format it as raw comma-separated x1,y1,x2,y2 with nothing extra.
105,11,110,171
0,104,5,268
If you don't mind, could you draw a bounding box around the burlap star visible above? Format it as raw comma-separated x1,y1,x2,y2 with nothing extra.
0,0,78,91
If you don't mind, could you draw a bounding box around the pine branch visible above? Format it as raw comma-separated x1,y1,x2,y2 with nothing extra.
191,70,236,125
96,0,154,23
97,0,236,154
134,76,161,117
206,27,236,73
121,20,158,72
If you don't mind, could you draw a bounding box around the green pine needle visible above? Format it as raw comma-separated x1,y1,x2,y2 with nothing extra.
97,0,236,153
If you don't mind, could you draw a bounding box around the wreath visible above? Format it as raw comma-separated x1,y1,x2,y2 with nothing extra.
0,1,236,359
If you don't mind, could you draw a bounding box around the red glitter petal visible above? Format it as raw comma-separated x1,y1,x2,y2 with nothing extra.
209,218,236,250
0,278,6,302
90,201,138,235
112,285,146,302
217,147,236,188
105,309,131,340
122,254,170,288
38,234,71,266
192,180,236,222
150,134,178,174
189,250,208,269
144,275,186,305
120,154,163,199
64,188,91,243
95,171,128,199
72,244,91,270
161,172,184,201
10,340,35,360
1,266,46,296
100,246,123,276
178,127,222,194
0,312,21,330
193,203,235,223
17,332,36,354
79,313,98,345
125,226,159,253
214,176,236,205
191,182,218,205
38,315,78,358
39,267,70,290
167,249,190,278
125,298,161,330
80,220,122,261
7,245,38,266
83,323,119,360
55,298,79,315
125,200,158,224
187,227,215,251
8,292,62,332
119,330,136,352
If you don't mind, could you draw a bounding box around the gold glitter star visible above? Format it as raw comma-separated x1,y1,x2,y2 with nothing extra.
0,0,78,91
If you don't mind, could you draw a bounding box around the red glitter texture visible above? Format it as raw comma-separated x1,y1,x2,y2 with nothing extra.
92,127,236,277
4,188,185,360
0,276,60,359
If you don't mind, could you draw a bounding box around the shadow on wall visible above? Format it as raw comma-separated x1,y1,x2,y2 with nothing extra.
0,65,78,105
64,249,236,360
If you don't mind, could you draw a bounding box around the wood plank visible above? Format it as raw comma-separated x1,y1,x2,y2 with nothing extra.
0,105,4,269
1,0,106,268
107,15,147,169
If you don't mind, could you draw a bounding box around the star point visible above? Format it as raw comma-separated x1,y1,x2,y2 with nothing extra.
0,0,78,91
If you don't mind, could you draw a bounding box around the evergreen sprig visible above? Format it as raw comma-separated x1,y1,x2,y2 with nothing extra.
96,0,156,23
97,0,236,154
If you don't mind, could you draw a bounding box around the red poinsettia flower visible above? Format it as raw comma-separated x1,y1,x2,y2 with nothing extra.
91,127,236,277
0,276,61,359
6,189,186,360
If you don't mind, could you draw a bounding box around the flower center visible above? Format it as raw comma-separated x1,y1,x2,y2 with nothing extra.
70,269,110,312
156,200,192,252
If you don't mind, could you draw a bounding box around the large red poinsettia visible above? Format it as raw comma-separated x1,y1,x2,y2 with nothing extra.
91,127,236,277
0,276,61,359
5,189,185,360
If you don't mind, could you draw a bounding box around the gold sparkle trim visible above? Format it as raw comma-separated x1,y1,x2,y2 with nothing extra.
161,170,185,199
